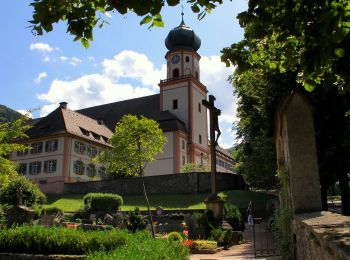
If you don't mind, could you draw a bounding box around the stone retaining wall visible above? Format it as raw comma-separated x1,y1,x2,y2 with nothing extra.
293,211,350,260
62,172,246,195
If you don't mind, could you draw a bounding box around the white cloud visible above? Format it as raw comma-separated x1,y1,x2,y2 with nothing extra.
59,56,68,61
34,72,48,84
17,110,33,118
200,55,237,147
29,42,54,53
103,50,166,90
87,56,95,61
37,74,155,116
70,56,82,66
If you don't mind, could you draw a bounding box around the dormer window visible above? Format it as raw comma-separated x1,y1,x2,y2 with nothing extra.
80,127,90,136
173,99,178,110
91,132,100,140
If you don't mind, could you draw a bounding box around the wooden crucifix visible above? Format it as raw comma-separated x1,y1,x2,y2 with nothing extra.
202,95,221,195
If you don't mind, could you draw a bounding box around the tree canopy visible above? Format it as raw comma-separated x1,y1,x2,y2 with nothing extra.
222,0,350,92
0,116,30,178
29,0,224,48
96,114,167,177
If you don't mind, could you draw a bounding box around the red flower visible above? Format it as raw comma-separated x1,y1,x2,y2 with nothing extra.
183,240,193,247
182,230,189,237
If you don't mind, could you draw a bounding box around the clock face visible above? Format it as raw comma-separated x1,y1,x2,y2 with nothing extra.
171,55,180,64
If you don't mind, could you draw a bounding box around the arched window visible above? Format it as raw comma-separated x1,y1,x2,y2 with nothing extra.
195,71,199,79
173,68,179,78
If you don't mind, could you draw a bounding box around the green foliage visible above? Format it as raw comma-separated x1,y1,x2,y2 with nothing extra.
41,206,63,217
88,231,190,260
127,207,147,233
231,70,295,190
95,115,167,177
167,231,184,243
0,225,128,255
209,228,225,243
275,169,293,260
29,0,222,47
83,193,123,212
0,174,46,206
191,240,217,250
181,163,209,173
193,210,220,239
224,203,244,231
0,205,7,229
221,0,350,93
0,116,31,177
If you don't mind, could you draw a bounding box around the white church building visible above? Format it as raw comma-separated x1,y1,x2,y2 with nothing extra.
11,18,234,193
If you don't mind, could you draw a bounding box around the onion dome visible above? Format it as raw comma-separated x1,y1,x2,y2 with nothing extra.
165,15,201,51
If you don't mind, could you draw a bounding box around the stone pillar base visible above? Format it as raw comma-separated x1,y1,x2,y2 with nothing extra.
205,194,225,222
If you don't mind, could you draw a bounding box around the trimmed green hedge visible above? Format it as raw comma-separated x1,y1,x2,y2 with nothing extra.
88,232,190,260
0,226,190,259
0,225,127,255
83,193,123,212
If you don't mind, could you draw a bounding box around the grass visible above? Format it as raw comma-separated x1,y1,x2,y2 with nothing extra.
45,190,277,213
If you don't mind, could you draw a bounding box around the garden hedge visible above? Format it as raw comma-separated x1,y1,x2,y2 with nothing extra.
83,193,123,212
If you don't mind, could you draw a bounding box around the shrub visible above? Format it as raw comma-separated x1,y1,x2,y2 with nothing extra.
88,231,190,260
83,193,123,212
0,174,46,206
192,240,217,250
167,231,184,243
0,225,128,255
127,207,147,233
210,228,225,244
224,203,244,231
42,206,63,217
0,206,6,229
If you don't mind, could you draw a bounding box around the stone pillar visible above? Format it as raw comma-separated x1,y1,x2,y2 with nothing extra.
205,194,225,222
275,89,322,213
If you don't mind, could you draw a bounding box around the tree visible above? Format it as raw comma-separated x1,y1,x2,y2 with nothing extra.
0,116,30,183
222,0,350,93
232,69,295,190
29,0,223,47
95,114,167,237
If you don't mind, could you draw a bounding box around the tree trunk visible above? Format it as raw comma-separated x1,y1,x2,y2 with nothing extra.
320,183,328,211
141,176,155,238
339,173,350,216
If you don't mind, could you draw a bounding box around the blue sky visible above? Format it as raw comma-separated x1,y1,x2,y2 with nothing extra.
0,1,247,148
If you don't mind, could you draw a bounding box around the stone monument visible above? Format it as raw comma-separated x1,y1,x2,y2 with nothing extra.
275,89,322,213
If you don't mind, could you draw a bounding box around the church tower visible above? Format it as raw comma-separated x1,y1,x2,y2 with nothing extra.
159,15,209,170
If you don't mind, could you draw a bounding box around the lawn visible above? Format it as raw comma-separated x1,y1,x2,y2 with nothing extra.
45,190,277,213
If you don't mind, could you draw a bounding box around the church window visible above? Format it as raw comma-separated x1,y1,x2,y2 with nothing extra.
45,140,58,152
29,161,42,175
186,56,190,62
86,163,96,177
173,68,179,78
31,142,43,154
74,141,86,154
74,160,84,175
44,160,57,173
87,144,97,157
17,150,28,156
173,99,178,110
182,156,186,166
199,134,202,144
195,71,199,79
198,103,201,113
182,140,185,150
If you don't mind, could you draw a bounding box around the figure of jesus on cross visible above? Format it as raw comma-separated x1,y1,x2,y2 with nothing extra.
202,95,221,195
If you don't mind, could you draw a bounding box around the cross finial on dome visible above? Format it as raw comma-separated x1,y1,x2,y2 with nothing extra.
181,5,185,25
